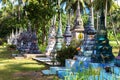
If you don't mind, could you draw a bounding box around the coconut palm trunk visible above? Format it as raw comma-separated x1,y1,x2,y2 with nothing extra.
105,0,108,27
90,0,94,26
96,12,99,30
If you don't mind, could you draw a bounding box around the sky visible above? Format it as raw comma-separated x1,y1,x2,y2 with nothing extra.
114,0,120,6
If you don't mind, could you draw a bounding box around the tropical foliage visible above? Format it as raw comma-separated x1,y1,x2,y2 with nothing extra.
0,0,120,46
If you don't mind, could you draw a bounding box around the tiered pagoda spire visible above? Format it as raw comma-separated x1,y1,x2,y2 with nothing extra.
71,1,84,40
45,16,56,56
54,0,63,51
91,8,114,63
82,8,96,57
63,6,72,46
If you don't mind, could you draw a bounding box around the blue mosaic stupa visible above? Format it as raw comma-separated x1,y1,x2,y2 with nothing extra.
91,8,114,63
82,10,96,57
17,22,41,54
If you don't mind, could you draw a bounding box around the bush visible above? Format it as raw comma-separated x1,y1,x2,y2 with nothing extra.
56,45,78,66
39,45,47,53
7,44,16,50
0,38,3,45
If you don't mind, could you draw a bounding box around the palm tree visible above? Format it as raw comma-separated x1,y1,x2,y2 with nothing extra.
61,0,86,13
93,0,118,27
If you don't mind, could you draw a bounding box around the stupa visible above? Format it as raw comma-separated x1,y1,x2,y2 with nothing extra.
54,0,63,51
28,31,40,54
91,8,114,63
71,1,84,40
82,9,96,57
45,17,56,56
63,10,72,46
17,22,41,54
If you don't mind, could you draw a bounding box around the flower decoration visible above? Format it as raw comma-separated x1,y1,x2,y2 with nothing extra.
76,47,81,51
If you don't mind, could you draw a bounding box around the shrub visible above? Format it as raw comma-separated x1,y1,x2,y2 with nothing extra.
7,44,16,50
56,45,78,66
0,38,3,45
39,45,47,53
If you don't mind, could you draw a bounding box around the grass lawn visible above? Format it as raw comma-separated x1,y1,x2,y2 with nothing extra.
0,46,58,80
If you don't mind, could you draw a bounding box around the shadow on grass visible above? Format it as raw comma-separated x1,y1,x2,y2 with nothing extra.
0,48,18,59
0,46,54,80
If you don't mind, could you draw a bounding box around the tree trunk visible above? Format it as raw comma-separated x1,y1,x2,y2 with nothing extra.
105,0,107,27
96,12,99,30
68,0,71,26
41,23,46,45
90,0,94,26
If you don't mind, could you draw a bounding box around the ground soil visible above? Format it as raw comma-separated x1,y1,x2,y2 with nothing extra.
13,71,58,80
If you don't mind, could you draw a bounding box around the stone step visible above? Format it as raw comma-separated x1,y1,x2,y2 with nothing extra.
12,54,25,59
14,56,25,59
23,53,45,59
33,57,52,62
33,57,60,66
42,67,71,75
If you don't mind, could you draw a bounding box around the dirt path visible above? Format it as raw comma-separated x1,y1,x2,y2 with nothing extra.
13,71,58,80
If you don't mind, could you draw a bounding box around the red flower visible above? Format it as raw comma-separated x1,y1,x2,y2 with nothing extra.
76,47,80,51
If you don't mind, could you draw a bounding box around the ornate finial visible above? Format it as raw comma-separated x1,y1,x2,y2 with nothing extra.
12,29,14,38
76,0,80,17
84,9,96,35
99,4,106,30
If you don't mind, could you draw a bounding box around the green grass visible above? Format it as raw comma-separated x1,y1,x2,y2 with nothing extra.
0,46,55,80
